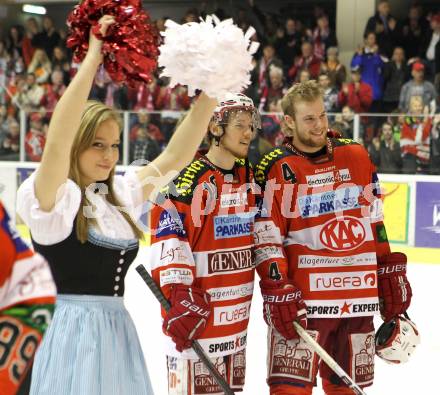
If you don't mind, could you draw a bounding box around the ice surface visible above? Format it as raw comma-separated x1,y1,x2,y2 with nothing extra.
125,249,439,394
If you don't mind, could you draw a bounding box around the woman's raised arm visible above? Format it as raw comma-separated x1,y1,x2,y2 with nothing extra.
135,92,217,201
34,16,115,211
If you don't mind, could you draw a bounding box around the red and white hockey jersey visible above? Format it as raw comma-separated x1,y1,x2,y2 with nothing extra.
0,201,56,394
150,156,258,359
254,138,390,319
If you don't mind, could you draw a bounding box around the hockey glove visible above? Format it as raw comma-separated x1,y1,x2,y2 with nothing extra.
260,279,307,339
163,284,211,352
377,252,412,321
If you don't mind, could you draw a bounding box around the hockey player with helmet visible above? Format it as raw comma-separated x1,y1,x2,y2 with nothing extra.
150,93,260,395
0,200,56,395
254,80,414,394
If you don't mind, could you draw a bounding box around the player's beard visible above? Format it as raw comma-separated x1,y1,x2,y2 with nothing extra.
296,128,327,149
226,144,250,159
220,139,250,160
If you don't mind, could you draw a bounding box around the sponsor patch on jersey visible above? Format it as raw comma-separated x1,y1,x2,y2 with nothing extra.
207,282,254,302
156,210,186,238
309,271,377,292
220,192,248,208
213,301,252,326
206,247,254,275
172,160,207,197
350,331,375,387
269,329,319,383
254,148,287,185
255,246,284,266
298,252,377,269
306,298,380,318
159,240,192,264
319,216,366,251
254,220,281,245
206,331,247,355
213,214,252,239
298,186,360,218
305,168,351,187
160,268,193,287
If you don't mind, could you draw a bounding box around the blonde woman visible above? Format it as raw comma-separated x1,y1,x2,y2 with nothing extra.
17,16,217,395
27,48,52,84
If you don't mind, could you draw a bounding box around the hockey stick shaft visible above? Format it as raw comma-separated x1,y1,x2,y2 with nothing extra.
135,265,235,395
293,322,367,395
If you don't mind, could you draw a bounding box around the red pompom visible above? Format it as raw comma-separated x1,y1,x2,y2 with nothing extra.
66,0,159,87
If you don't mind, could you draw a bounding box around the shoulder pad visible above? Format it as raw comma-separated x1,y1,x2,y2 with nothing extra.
254,146,291,185
235,158,246,167
332,138,360,147
160,159,210,201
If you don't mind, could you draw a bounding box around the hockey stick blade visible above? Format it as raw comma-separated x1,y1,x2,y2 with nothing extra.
135,265,235,395
293,322,367,395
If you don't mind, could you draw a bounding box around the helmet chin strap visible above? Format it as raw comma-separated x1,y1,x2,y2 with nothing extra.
212,125,225,146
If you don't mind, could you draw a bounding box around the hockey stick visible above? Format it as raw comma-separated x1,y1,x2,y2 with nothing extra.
135,265,235,395
293,322,367,395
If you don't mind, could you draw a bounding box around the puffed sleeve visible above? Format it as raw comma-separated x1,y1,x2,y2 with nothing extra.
113,168,145,221
16,171,82,245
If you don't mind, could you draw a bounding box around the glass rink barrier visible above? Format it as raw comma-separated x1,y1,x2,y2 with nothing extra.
1,109,439,176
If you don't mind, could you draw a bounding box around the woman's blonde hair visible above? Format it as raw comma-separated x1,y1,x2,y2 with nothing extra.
70,101,143,243
28,49,50,69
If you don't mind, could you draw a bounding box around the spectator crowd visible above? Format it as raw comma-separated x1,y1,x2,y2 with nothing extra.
0,0,439,174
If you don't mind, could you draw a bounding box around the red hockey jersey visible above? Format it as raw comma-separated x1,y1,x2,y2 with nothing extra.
0,201,56,394
254,138,390,319
150,156,258,359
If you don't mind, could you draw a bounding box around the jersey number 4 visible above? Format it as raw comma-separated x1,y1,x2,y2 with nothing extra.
281,163,296,183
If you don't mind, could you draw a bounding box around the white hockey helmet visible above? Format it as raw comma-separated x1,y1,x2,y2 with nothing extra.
213,93,261,130
375,315,420,364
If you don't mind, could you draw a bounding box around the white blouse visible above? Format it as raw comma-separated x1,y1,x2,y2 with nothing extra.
16,169,144,246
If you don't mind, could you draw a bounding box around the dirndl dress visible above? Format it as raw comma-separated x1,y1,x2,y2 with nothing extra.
16,171,155,395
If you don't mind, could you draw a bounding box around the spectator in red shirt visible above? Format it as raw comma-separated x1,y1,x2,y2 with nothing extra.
22,17,40,66
254,43,283,97
288,41,322,82
338,66,373,113
25,113,46,162
129,77,159,111
41,70,66,112
155,80,191,111
309,14,337,60
400,96,432,174
258,65,287,112
129,110,164,145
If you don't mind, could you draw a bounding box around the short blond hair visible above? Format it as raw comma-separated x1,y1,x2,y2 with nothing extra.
281,80,323,118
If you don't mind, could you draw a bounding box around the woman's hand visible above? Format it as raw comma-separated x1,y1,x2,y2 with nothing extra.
86,15,116,64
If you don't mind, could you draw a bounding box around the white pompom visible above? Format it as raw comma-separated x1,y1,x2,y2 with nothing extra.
158,15,259,100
